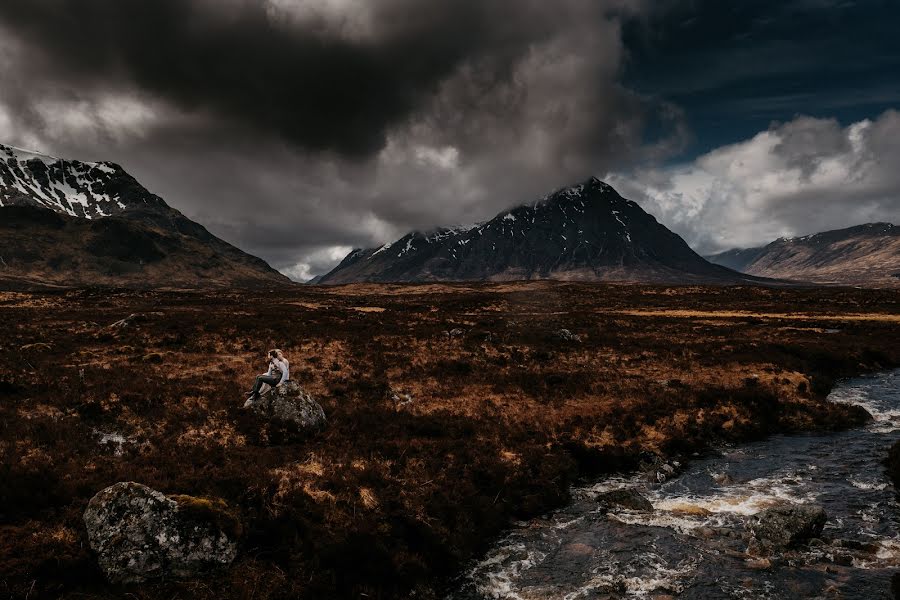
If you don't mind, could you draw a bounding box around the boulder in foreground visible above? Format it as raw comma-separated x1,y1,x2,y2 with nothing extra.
83,482,240,583
748,504,826,551
245,380,326,431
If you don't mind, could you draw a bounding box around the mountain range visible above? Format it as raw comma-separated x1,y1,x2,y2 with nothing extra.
3,142,894,289
0,144,288,289
319,178,764,285
706,223,900,288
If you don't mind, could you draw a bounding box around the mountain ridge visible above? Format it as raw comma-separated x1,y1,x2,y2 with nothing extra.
0,143,290,289
705,223,900,288
319,178,767,285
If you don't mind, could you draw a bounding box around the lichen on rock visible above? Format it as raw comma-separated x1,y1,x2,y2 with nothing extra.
83,482,239,583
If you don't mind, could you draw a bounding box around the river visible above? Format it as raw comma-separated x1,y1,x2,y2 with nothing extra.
452,369,900,599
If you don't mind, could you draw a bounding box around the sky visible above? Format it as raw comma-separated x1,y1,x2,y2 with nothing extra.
0,0,898,279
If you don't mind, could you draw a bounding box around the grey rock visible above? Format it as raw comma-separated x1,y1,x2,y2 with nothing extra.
555,328,581,343
748,504,827,551
387,386,414,407
83,482,240,583
245,380,326,430
596,489,654,512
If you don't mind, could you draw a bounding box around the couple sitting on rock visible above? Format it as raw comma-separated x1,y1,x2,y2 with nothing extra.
244,349,290,407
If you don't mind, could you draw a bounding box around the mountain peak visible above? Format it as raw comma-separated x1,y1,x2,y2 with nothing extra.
0,142,165,219
2,144,61,165
0,142,289,288
319,179,753,285
537,176,613,204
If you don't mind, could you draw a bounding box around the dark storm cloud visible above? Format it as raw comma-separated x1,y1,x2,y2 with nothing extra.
0,0,611,156
2,0,895,280
1,0,688,279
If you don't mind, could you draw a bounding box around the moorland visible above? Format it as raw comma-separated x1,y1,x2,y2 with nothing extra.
2,282,899,599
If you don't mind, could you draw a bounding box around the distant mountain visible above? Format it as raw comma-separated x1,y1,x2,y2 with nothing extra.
0,144,289,289
706,223,900,288
703,247,767,273
319,178,765,285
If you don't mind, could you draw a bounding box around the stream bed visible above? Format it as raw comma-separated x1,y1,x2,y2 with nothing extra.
452,370,900,599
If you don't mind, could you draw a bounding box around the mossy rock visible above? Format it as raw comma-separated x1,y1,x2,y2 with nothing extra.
84,482,241,583
170,494,244,540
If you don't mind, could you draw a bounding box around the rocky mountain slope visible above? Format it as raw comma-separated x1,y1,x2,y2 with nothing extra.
706,223,900,287
0,144,289,289
319,178,762,285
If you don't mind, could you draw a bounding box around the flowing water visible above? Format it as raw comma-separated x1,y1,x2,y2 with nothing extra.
452,370,900,599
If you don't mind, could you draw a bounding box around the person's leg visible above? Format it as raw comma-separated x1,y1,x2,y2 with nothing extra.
250,376,264,396
251,375,279,396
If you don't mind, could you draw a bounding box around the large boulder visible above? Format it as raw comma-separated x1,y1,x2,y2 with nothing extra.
245,380,326,430
83,482,240,583
748,504,827,551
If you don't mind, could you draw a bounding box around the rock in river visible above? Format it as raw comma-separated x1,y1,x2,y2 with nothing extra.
245,380,326,431
747,504,827,551
83,482,240,583
596,489,654,512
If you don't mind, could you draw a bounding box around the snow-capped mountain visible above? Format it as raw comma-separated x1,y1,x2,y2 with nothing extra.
319,177,760,284
0,143,288,289
0,144,165,218
706,223,900,288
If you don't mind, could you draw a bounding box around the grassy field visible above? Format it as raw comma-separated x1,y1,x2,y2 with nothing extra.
1,282,898,599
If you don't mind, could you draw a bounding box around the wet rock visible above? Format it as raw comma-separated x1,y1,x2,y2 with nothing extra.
747,504,827,551
885,439,900,489
834,538,879,554
831,553,855,566
695,526,741,540
555,328,581,343
596,489,653,512
745,557,772,570
83,482,240,583
638,454,684,483
244,380,326,431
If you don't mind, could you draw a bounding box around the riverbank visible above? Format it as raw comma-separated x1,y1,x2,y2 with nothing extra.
457,370,900,598
1,283,898,599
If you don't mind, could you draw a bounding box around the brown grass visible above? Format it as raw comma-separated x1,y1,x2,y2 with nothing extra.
0,282,897,599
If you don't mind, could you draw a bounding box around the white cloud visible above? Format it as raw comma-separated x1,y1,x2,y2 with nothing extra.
608,111,900,253
281,245,355,281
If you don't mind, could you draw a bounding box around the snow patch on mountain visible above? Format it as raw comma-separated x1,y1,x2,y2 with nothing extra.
0,143,158,219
